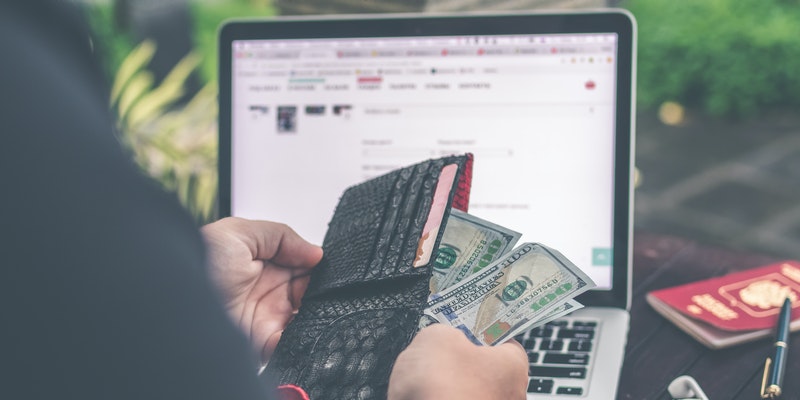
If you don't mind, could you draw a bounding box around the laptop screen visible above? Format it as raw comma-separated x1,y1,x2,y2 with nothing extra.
219,12,634,306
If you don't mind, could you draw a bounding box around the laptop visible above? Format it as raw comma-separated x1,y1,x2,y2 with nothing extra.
218,10,636,398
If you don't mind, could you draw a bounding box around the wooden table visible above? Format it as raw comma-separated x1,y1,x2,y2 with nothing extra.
619,232,800,400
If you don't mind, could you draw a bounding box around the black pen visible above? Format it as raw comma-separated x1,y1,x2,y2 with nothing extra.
761,297,792,399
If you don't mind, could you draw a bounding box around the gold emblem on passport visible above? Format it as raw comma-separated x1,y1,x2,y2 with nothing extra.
739,280,797,310
717,263,800,317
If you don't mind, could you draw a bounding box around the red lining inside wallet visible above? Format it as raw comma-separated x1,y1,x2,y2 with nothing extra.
452,153,473,213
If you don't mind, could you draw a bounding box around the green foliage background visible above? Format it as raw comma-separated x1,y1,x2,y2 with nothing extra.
86,4,135,82
87,0,276,86
190,0,276,84
84,0,800,222
85,1,276,224
624,0,800,117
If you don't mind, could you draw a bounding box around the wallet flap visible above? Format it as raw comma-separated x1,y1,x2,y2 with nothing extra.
304,154,471,298
266,277,431,400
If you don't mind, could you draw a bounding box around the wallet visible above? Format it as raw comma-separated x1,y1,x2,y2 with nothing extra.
264,154,473,399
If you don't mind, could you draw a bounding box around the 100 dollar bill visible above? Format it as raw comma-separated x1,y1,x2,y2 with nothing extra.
423,243,595,346
430,210,521,292
506,299,583,340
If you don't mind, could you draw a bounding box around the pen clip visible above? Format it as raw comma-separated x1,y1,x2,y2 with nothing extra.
760,357,783,399
761,357,772,399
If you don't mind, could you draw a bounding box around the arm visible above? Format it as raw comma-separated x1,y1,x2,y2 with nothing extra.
2,3,278,399
201,218,527,399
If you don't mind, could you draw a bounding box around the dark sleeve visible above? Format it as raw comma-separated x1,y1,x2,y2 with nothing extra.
0,2,274,399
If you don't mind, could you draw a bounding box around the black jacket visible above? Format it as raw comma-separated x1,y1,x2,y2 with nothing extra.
0,1,272,398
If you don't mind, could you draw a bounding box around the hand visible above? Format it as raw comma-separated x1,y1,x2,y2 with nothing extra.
201,217,323,363
388,324,529,400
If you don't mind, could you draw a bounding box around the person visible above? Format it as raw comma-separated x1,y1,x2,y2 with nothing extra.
0,1,528,399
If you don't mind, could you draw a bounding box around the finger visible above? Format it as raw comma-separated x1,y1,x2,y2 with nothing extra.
501,338,525,354
493,340,530,394
288,274,311,309
232,218,324,268
261,329,283,362
417,322,464,339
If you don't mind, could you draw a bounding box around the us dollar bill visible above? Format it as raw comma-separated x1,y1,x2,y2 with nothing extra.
505,299,583,340
430,209,521,293
423,243,595,346
418,294,583,336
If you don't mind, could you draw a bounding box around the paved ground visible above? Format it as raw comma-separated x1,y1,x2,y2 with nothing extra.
634,109,800,260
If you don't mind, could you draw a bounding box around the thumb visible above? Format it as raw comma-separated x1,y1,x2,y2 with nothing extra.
493,339,530,398
497,339,528,367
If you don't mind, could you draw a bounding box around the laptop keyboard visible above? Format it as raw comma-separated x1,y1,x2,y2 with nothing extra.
514,317,600,397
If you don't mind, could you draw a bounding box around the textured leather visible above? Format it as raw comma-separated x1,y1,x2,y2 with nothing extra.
265,155,472,400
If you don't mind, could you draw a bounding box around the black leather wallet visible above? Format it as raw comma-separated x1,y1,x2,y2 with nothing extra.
264,154,473,399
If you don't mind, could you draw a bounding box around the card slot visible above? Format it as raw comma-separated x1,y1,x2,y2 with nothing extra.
306,157,461,297
302,274,430,311
307,170,406,296
367,161,432,281
373,160,450,279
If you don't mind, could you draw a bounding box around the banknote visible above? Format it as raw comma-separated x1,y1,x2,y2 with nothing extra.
423,243,595,346
506,299,583,340
430,209,521,292
431,300,585,342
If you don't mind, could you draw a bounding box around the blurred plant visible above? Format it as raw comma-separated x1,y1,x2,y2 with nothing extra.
624,0,800,117
86,1,280,224
111,40,218,224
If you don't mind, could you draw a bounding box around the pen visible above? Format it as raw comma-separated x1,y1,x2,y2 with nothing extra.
761,297,792,399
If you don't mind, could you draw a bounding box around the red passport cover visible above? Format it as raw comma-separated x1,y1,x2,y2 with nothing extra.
646,261,800,349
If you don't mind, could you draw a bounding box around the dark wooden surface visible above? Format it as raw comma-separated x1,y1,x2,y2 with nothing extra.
619,231,800,400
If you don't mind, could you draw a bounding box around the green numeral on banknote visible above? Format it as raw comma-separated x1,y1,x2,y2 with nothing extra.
430,210,521,293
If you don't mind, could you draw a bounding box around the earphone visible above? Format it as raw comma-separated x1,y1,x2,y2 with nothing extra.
668,375,710,400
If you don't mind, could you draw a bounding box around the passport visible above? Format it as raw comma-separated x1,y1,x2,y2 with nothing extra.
646,261,800,349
